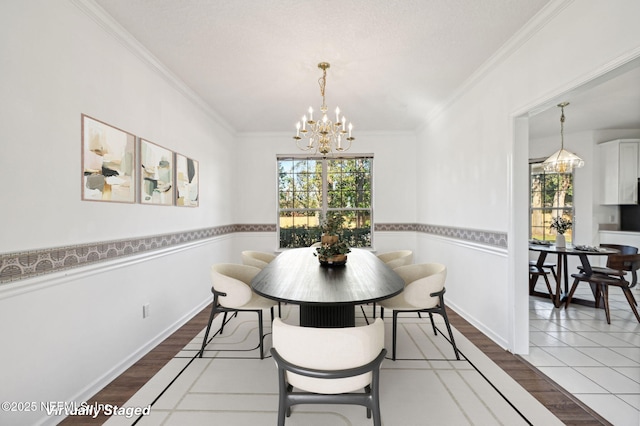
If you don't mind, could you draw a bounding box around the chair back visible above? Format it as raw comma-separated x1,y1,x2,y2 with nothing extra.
606,253,640,274
376,250,413,269
211,264,261,308
241,251,277,269
601,244,638,256
271,318,384,394
394,263,447,309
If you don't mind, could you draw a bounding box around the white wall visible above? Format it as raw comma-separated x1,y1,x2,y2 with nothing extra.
417,0,640,353
0,2,237,424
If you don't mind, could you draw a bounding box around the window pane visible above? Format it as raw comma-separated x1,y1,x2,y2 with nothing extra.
341,210,371,247
279,210,321,248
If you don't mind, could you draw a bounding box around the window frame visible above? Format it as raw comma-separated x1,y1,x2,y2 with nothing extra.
529,158,575,243
276,153,374,249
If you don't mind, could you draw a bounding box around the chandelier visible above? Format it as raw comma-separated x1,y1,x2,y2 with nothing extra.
542,102,584,173
293,62,354,156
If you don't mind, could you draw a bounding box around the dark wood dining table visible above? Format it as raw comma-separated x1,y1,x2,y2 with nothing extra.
251,247,405,327
529,244,619,308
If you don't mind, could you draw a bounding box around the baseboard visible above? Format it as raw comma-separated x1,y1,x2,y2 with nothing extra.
39,297,210,426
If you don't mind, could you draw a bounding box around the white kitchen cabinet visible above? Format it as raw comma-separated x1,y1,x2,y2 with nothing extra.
599,139,640,205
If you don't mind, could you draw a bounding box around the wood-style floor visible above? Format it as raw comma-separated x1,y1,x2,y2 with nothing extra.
60,305,611,426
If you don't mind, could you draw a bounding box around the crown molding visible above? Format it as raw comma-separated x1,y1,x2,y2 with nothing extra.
70,0,236,135
419,0,574,132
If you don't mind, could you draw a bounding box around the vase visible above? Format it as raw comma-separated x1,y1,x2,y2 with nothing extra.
321,235,339,245
555,234,566,248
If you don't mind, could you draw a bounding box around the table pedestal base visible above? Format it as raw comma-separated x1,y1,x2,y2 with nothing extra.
300,305,355,327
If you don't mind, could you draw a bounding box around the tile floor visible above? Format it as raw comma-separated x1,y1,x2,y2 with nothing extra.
106,306,562,426
524,280,640,426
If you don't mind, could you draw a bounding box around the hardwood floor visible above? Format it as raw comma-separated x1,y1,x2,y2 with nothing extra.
60,305,610,425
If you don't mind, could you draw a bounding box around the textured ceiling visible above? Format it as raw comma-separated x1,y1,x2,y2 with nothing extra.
93,0,552,133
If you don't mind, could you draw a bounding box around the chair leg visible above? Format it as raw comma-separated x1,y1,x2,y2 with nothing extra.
622,287,640,323
627,287,638,306
360,305,371,325
439,306,460,360
276,382,288,426
380,307,385,320
564,278,580,309
541,272,554,304
428,312,437,335
257,310,264,359
286,384,293,417
199,304,218,358
365,385,372,419
220,311,228,334
601,284,611,324
392,311,398,361
529,272,539,293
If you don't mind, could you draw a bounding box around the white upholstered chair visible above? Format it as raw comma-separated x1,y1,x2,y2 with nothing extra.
376,250,413,269
271,318,386,426
379,263,459,361
241,250,277,269
199,264,277,359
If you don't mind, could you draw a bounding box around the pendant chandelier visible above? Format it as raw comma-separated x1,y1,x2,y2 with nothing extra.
293,62,354,156
542,102,584,173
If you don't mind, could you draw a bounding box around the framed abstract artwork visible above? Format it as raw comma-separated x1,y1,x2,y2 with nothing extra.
140,139,174,206
175,153,199,207
82,114,136,203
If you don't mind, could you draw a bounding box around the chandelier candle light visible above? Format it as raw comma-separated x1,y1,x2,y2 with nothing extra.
294,62,354,156
542,102,585,173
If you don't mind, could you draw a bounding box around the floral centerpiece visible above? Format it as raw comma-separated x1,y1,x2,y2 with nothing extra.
550,216,572,248
314,212,351,266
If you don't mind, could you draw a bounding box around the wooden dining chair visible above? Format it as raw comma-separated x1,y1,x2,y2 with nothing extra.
529,264,555,304
577,244,638,288
567,253,640,324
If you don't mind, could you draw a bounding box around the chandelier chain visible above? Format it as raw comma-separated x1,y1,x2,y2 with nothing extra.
318,68,327,109
293,62,354,156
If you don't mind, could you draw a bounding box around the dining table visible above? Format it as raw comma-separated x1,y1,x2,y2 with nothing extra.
529,243,620,308
251,247,405,327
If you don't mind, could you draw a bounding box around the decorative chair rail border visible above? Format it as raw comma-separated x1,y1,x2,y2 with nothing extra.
1,223,506,284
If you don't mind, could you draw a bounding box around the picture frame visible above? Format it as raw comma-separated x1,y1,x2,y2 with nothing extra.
81,114,136,203
139,139,174,206
175,153,199,207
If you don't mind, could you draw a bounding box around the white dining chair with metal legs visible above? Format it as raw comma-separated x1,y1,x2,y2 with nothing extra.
379,263,460,361
199,263,277,359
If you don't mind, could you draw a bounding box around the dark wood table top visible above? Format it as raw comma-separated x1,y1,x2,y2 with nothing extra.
251,248,405,305
529,244,619,256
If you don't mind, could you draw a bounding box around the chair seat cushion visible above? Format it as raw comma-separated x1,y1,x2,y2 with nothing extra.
529,261,556,268
576,265,625,276
379,293,437,311
241,292,277,310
